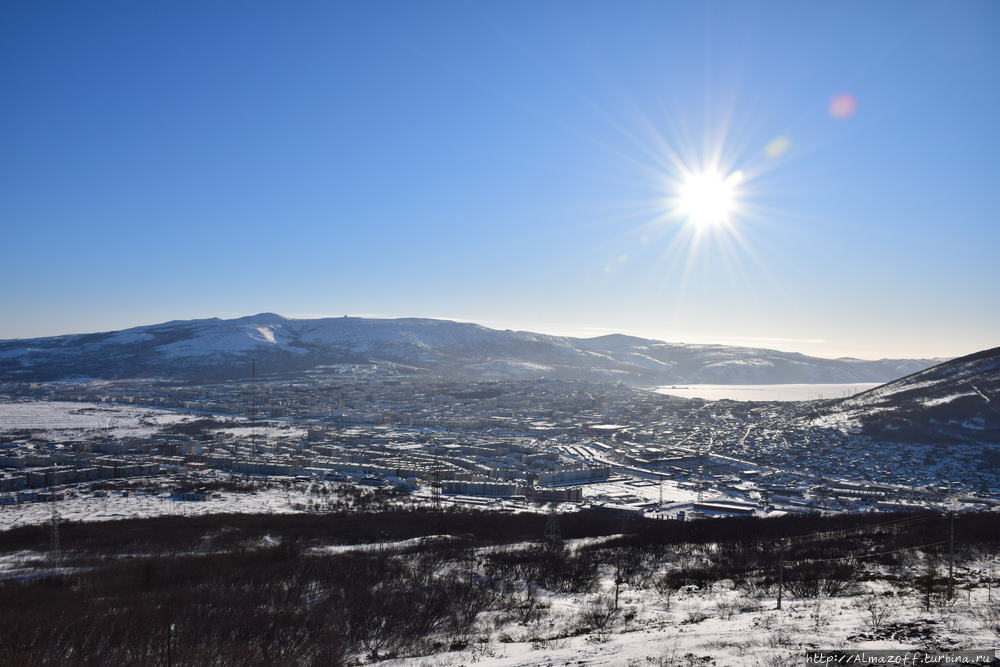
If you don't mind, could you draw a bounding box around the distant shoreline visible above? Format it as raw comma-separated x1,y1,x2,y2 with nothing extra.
652,382,882,402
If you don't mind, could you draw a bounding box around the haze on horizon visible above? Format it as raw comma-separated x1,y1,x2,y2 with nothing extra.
2,2,998,361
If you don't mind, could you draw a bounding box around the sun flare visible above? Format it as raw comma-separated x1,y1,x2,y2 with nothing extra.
675,169,744,227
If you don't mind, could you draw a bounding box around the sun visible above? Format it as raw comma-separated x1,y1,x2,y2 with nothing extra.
675,169,744,227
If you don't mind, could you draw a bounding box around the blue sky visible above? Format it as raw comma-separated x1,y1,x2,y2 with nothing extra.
2,1,998,359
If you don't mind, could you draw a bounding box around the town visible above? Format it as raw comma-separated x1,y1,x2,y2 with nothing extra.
1,366,998,528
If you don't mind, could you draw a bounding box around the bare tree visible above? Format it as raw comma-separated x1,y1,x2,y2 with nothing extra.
859,592,896,632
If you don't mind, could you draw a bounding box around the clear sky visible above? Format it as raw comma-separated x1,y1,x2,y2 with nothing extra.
2,1,998,359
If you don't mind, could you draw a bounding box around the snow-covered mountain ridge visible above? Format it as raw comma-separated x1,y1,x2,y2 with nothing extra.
810,346,1000,438
0,313,942,385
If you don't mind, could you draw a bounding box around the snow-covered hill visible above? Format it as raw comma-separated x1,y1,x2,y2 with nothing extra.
811,346,1000,439
0,313,941,385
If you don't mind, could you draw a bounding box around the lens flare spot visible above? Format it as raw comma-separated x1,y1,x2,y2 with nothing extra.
829,93,857,119
764,136,791,158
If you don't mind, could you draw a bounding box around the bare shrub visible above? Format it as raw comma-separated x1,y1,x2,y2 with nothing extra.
762,652,801,667
767,628,794,647
784,561,858,598
579,594,618,632
510,582,549,625
810,597,832,630
714,598,740,620
972,600,1000,637
681,601,709,624
858,592,896,632
737,593,763,613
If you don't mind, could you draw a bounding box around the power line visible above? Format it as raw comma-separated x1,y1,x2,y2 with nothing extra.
784,540,948,566
784,514,934,547
733,513,947,581
738,540,951,580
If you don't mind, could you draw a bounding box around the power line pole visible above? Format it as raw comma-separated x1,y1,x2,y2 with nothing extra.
166,622,174,667
544,506,562,550
614,550,624,611
466,553,476,584
947,509,955,603
49,496,61,565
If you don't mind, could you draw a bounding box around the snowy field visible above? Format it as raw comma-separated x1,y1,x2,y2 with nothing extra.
581,478,704,506
0,400,191,439
215,424,308,439
372,564,999,666
0,399,307,441
654,383,881,402
0,482,320,531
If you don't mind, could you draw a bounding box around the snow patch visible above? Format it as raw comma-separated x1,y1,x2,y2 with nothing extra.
921,392,976,407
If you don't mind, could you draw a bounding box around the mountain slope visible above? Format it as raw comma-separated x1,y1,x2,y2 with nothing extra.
811,346,1000,439
0,313,941,385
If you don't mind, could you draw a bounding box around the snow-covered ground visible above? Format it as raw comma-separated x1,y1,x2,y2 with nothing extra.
0,483,319,530
2,484,996,664
0,399,307,441
310,534,467,555
214,424,308,439
0,400,191,439
581,478,704,506
375,567,999,666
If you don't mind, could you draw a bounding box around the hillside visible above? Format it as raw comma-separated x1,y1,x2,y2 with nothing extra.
811,346,1000,441
1,509,997,666
0,313,939,385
